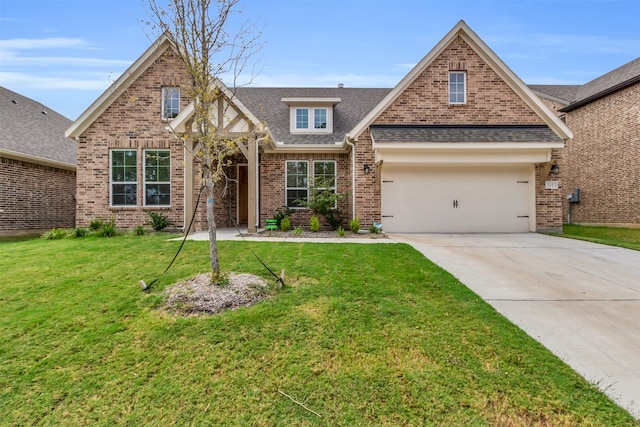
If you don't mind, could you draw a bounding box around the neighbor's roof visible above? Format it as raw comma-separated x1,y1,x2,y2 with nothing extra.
528,85,581,105
0,86,76,169
559,57,640,112
235,87,391,145
370,124,563,144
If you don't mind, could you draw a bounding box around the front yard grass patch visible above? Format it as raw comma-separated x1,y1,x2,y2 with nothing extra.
0,235,637,425
562,224,640,250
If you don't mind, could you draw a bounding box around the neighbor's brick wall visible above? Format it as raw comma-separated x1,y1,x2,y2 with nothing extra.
259,152,350,228
0,157,75,234
561,83,640,225
75,47,191,230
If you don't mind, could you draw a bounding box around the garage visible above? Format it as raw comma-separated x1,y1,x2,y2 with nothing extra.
380,164,533,233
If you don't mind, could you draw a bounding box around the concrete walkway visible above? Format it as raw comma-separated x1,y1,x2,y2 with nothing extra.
392,233,640,418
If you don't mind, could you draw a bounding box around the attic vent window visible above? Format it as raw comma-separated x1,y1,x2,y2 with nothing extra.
449,71,466,104
162,86,180,120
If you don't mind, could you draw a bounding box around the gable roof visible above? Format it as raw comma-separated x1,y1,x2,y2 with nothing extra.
66,33,176,139
0,86,76,169
235,87,391,147
348,20,573,141
528,85,581,106
560,57,640,112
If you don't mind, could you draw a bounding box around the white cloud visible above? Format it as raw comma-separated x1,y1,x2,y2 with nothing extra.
1,37,93,50
0,71,118,90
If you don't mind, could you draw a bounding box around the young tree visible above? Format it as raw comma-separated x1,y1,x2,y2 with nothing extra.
144,0,262,282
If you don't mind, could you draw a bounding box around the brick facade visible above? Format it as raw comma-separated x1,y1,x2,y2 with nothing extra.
560,84,639,226
259,152,351,228
0,157,76,234
355,35,563,232
75,47,192,230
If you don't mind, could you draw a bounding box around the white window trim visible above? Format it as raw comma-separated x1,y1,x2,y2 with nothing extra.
110,149,138,207
289,107,332,134
143,149,171,208
161,86,180,120
448,71,466,105
313,160,337,209
285,160,309,208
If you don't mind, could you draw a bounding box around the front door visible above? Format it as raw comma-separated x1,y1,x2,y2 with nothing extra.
237,164,248,226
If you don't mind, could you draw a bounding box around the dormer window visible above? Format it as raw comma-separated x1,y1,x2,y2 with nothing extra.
283,97,340,134
162,86,180,119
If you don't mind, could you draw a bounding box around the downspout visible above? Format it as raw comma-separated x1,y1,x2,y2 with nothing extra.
345,137,357,220
255,133,260,230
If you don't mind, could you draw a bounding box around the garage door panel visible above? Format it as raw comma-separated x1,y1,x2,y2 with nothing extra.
381,166,531,233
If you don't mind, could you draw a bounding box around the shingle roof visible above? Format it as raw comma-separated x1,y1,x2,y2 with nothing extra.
370,124,563,144
528,85,581,105
235,87,391,145
0,86,76,167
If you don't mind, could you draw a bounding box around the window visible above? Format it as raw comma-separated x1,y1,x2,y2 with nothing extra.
111,150,137,206
285,160,308,207
295,108,309,129
162,87,180,119
449,72,466,104
292,107,330,132
144,150,171,206
314,160,337,208
314,109,327,129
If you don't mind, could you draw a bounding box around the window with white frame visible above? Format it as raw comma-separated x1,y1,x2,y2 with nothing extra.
449,72,466,104
292,107,330,132
285,160,308,207
313,160,337,208
162,86,180,119
110,150,138,206
144,150,171,206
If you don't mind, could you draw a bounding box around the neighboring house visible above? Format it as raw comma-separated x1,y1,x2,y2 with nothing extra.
531,57,640,227
0,86,76,235
67,21,572,234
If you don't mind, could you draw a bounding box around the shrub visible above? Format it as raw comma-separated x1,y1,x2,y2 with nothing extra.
146,211,171,231
295,177,344,230
274,206,294,227
336,227,346,237
134,225,147,236
368,224,381,234
97,217,117,237
293,226,303,236
349,217,361,233
41,228,68,240
89,217,104,231
69,227,87,238
310,216,320,232
280,216,291,232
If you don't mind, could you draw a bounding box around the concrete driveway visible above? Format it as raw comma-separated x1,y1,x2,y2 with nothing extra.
391,233,640,418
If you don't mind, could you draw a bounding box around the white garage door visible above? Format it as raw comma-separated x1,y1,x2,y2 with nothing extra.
381,165,532,233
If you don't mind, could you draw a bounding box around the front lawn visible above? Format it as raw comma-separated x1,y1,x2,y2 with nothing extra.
562,224,640,250
0,235,636,425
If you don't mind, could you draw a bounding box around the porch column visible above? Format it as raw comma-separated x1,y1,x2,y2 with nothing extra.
247,134,257,233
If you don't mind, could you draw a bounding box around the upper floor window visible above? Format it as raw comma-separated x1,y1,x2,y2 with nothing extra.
294,108,328,131
144,150,171,207
162,86,180,119
449,72,466,104
110,150,138,207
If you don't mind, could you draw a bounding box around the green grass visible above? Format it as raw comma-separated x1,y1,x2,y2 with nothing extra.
561,224,640,250
0,235,637,426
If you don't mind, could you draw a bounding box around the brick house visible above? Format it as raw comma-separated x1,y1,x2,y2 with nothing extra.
67,21,571,234
531,57,640,227
0,86,76,235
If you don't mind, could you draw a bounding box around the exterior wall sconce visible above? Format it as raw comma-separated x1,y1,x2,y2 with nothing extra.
364,164,370,174
550,162,559,175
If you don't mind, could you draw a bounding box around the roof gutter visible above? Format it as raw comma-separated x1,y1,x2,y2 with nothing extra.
0,149,76,171
560,75,640,112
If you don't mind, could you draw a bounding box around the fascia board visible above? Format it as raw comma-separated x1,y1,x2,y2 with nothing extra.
66,35,175,139
0,148,76,171
373,142,565,150
262,141,348,153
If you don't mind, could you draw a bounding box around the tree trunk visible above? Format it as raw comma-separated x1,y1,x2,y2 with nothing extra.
206,183,219,280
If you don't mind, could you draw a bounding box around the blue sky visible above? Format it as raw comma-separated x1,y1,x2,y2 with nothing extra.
1,0,638,120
